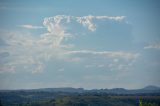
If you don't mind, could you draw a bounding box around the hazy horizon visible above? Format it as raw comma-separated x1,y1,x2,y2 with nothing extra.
0,0,160,90
1,85,160,91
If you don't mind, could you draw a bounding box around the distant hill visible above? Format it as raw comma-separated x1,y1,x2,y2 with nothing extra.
1,85,160,94
34,87,84,93
142,85,160,91
0,85,160,106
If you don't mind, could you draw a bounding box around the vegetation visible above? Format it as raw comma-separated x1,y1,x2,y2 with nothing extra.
139,99,159,106
0,90,160,106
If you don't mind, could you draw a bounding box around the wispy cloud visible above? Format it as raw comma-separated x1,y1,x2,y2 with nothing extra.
66,50,139,60
95,16,125,21
144,43,160,50
58,68,65,72
0,30,67,73
0,6,8,10
67,50,139,71
19,24,44,29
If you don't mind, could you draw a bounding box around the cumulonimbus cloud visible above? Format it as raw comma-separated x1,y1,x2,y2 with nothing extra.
43,15,125,32
42,15,125,46
0,15,134,74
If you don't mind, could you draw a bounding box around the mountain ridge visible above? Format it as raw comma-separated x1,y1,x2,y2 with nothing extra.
0,85,160,94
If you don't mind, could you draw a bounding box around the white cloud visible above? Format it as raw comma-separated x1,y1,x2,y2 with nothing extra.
1,28,137,73
67,50,139,71
85,64,94,68
0,30,68,73
76,15,96,31
31,64,44,74
43,15,126,32
43,15,71,46
0,15,130,73
66,50,139,60
19,24,44,29
0,31,139,74
58,68,65,72
76,15,125,31
96,16,125,21
144,43,160,50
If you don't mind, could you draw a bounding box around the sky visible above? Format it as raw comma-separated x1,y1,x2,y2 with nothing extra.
0,0,160,90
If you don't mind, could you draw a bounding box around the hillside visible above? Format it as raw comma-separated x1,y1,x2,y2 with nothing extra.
0,86,160,106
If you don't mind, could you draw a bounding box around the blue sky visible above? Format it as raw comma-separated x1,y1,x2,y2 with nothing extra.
0,0,160,89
